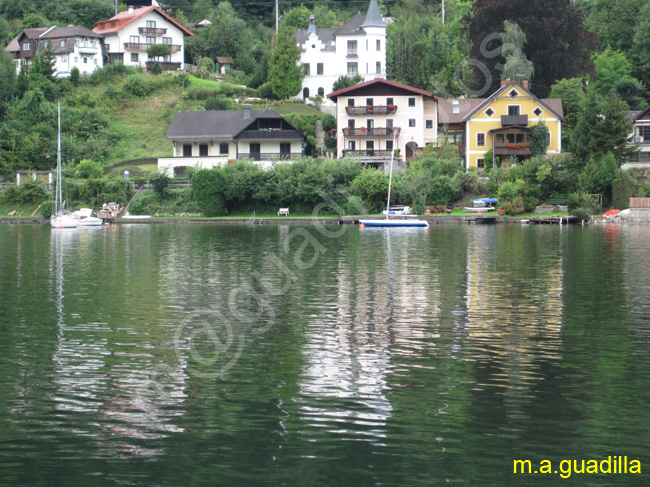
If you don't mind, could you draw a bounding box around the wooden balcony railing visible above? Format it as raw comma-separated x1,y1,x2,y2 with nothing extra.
345,105,397,115
494,141,531,156
124,42,182,52
342,127,396,136
139,27,167,35
238,129,303,139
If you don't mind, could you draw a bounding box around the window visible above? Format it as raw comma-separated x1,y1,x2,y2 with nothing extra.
83,57,88,64
387,97,393,106
376,39,381,51
280,143,291,157
376,62,381,74
347,98,354,107
302,87,309,99
367,119,374,129
509,89,519,99
477,158,485,168
60,40,66,47
318,87,324,96
485,107,495,117
347,62,358,75
111,22,115,28
162,37,172,45
408,97,416,107
453,100,460,115
348,120,355,130
386,119,393,129
508,105,520,116
640,126,650,140
130,35,140,44
22,42,30,51
146,20,156,28
317,62,323,74
547,132,551,147
250,143,260,154
146,36,155,45
409,119,416,127
347,40,357,56
303,63,310,75
477,133,485,146
426,120,433,129
199,144,208,156
366,141,374,153
348,141,356,151
366,98,373,107
386,140,393,151
220,143,228,155
183,144,192,157
533,107,543,117
131,53,139,62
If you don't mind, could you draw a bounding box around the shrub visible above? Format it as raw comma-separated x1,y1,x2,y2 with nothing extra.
205,96,234,110
124,75,153,97
75,159,104,179
41,200,53,219
612,169,638,209
257,82,274,99
149,170,170,198
349,168,389,214
70,67,80,87
150,61,163,75
192,168,227,217
0,181,48,205
500,196,525,215
567,191,598,221
497,180,524,202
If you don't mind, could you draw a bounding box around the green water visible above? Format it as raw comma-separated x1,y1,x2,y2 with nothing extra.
0,223,648,486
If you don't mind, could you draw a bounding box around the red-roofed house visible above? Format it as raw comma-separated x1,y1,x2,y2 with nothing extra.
93,5,193,71
327,78,439,166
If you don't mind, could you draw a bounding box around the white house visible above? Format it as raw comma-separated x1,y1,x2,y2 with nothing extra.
624,107,650,169
38,26,104,77
93,5,193,71
294,0,386,104
327,78,439,168
158,106,308,177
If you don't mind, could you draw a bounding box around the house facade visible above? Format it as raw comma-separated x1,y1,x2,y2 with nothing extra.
624,107,650,169
4,27,50,72
294,0,386,104
93,5,193,71
327,78,439,168
439,80,564,170
158,107,307,177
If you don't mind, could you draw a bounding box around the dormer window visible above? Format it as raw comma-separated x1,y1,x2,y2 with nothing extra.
452,100,460,115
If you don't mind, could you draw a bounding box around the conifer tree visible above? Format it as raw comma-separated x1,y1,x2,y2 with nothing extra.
268,28,302,99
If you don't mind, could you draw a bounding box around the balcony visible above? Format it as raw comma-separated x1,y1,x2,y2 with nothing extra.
238,129,303,139
501,115,528,126
342,150,395,160
347,49,357,57
493,141,531,156
237,152,302,161
633,135,650,144
124,42,182,52
343,127,396,137
346,105,397,115
139,27,167,35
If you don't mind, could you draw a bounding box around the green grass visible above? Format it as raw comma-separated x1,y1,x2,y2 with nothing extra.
271,103,326,118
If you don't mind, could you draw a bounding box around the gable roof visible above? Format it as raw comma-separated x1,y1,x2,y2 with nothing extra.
40,25,102,40
438,99,484,125
93,6,193,37
215,56,234,64
632,106,650,122
5,27,50,52
461,80,564,122
335,12,366,36
327,78,437,101
165,109,305,141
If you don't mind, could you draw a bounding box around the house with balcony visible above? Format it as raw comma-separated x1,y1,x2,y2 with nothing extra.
439,79,563,170
158,106,307,177
294,0,386,105
93,5,193,71
624,106,650,169
327,78,439,168
4,26,104,76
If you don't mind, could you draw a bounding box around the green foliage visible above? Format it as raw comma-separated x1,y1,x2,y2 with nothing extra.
500,20,534,83
500,196,525,215
205,96,234,110
612,169,639,210
528,122,549,157
0,181,48,205
320,114,336,132
65,178,133,208
147,43,172,61
634,2,650,86
331,74,364,92
578,152,619,205
15,63,28,97
593,48,632,96
41,200,53,219
150,62,163,75
149,171,170,198
349,168,389,214
75,159,103,179
124,75,153,97
269,28,302,99
257,82,274,99
497,180,525,203
192,168,227,217
568,191,597,212
70,66,80,86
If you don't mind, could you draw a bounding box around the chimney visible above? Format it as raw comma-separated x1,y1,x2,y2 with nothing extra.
522,80,529,90
501,78,511,87
243,104,251,119
339,21,344,28
128,5,134,14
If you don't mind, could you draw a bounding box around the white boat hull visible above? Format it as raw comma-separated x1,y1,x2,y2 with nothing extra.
51,215,79,228
360,219,429,227
78,216,104,227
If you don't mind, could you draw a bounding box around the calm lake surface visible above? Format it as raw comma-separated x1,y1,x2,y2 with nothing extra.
1,222,649,486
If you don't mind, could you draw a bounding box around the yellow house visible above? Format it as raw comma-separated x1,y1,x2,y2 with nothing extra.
438,80,564,170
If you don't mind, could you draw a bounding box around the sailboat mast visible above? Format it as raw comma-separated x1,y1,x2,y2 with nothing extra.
56,100,61,216
385,131,397,220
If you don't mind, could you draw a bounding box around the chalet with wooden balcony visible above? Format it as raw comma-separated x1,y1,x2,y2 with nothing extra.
4,27,51,72
93,5,193,71
439,80,563,170
327,78,438,169
158,106,307,177
624,106,650,169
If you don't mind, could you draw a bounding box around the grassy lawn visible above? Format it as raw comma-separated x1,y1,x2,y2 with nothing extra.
271,102,326,118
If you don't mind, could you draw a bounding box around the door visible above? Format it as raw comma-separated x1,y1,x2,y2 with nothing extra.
250,143,261,161
280,143,291,160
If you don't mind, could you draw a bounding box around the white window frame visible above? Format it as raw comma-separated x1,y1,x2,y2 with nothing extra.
477,158,485,168
507,105,521,116
477,133,486,147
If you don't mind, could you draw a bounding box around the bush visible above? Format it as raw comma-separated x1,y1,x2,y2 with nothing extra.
124,75,153,97
192,168,227,217
500,196,525,215
41,200,53,219
75,159,104,179
349,168,389,214
205,96,234,110
0,181,48,205
257,82,274,99
149,171,170,198
612,169,638,210
567,191,598,221
150,61,163,75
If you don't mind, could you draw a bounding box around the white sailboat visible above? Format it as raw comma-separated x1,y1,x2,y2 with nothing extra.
50,101,78,229
359,133,429,228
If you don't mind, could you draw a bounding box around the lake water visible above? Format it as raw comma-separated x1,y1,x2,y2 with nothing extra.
0,222,649,486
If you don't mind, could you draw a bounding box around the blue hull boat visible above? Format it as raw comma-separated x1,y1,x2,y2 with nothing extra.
360,219,429,227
